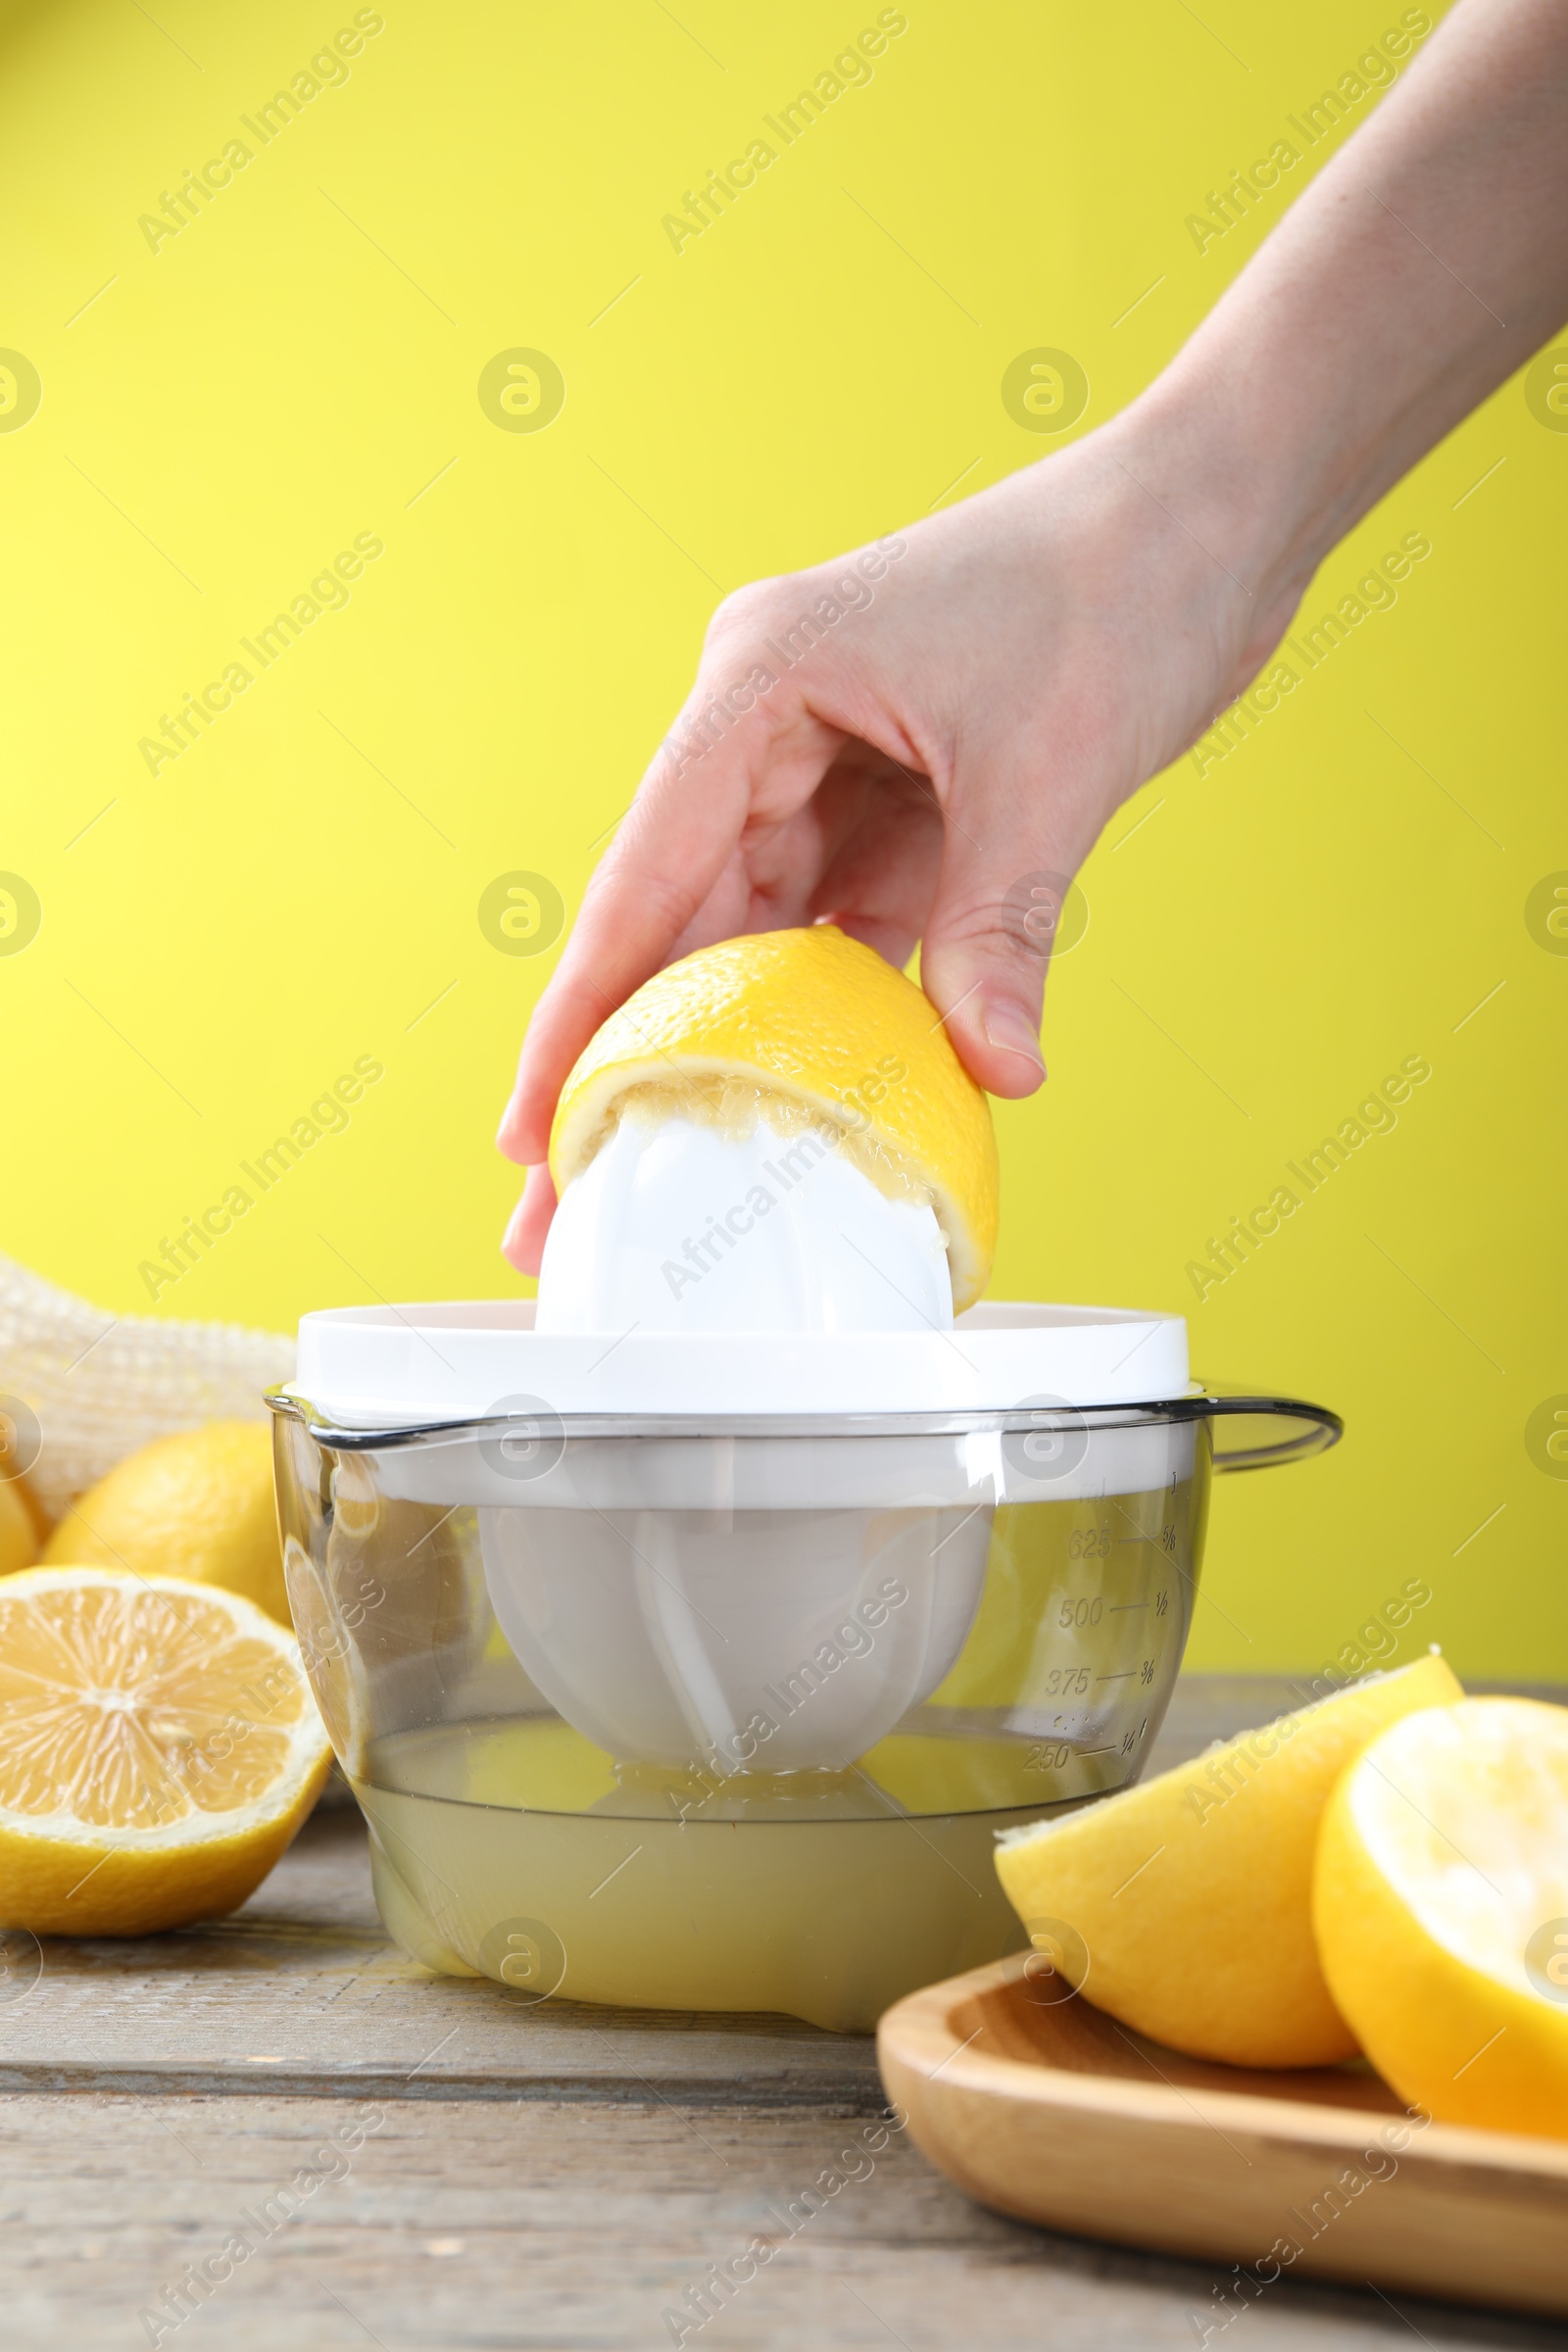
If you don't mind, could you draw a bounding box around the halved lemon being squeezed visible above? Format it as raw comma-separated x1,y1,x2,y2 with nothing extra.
548,925,1000,1311
0,1566,330,1935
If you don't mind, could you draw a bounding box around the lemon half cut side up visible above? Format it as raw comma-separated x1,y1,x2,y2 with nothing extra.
0,1565,330,1936
1314,1695,1568,2137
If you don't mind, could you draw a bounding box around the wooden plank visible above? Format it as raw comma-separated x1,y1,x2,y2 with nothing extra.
1147,1673,1564,1770
0,1811,882,2110
3,1676,1562,2347
2,2088,1559,2352
4,1677,1552,2108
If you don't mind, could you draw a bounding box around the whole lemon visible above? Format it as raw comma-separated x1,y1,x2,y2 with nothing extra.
0,1475,37,1576
43,1419,289,1624
0,1409,46,1573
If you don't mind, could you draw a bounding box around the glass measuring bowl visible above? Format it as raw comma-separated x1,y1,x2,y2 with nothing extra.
269,1392,1338,2032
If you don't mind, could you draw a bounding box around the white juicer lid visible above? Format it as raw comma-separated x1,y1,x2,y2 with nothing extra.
287,1299,1190,1427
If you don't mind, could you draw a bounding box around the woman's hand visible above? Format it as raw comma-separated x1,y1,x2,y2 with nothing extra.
498,0,1568,1274
496,411,1290,1269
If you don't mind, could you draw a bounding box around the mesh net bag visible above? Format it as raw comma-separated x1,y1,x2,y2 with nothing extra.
0,1251,294,1525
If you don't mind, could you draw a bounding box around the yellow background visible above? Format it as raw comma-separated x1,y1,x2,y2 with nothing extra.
1,0,1561,1679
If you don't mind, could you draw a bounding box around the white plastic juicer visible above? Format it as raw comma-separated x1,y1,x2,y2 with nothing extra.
270,1302,1338,2032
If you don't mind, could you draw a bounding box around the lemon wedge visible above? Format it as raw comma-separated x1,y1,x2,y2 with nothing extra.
0,1565,329,1934
548,926,999,1311
1314,1696,1568,2136
994,1653,1463,2067
43,1420,289,1625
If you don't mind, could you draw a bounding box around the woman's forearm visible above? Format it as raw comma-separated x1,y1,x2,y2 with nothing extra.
1126,0,1568,648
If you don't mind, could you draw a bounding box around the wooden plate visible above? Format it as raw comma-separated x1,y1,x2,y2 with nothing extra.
877,1952,1568,2319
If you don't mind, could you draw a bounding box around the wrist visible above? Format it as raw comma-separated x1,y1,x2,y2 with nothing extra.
1114,357,1344,630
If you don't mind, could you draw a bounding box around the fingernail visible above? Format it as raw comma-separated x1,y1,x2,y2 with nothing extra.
983,1002,1046,1070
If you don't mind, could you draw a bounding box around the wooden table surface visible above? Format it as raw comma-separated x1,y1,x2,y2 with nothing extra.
3,1675,1561,2352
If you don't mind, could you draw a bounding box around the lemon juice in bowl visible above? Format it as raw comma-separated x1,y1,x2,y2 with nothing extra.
270,929,1338,2030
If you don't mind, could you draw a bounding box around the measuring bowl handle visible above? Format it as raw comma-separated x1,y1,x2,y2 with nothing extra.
1199,1394,1344,1473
